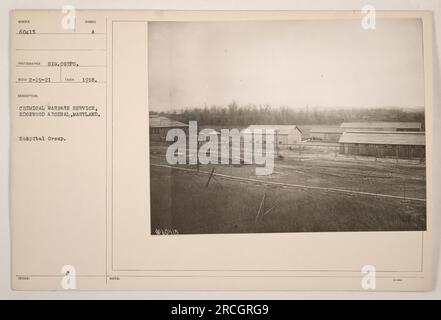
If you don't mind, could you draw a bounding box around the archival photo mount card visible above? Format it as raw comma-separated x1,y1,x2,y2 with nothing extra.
10,10,433,291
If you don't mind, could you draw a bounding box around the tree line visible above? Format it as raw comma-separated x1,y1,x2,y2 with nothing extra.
151,102,425,128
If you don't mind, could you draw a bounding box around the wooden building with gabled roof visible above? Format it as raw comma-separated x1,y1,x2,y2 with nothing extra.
338,131,425,159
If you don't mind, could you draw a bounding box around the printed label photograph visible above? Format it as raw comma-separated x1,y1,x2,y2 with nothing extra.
148,19,427,235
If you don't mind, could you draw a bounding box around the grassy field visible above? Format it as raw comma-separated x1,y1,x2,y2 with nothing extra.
149,145,426,234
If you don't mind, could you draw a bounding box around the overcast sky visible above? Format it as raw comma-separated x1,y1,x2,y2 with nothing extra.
148,19,424,112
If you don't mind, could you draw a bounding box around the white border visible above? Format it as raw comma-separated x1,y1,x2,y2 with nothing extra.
1,0,440,299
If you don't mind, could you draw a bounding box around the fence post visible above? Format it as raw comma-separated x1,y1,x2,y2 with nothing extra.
197,139,200,172
403,179,406,200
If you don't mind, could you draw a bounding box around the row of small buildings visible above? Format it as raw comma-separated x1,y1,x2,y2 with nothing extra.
149,115,425,159
149,115,189,141
310,122,425,159
310,121,422,142
339,130,425,159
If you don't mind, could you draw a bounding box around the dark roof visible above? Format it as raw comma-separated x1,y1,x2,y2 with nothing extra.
149,115,188,128
340,122,422,130
310,127,342,134
339,131,425,146
244,125,302,135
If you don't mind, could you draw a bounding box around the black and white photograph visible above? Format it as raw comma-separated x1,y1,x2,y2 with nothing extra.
148,19,426,235
4,4,439,296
